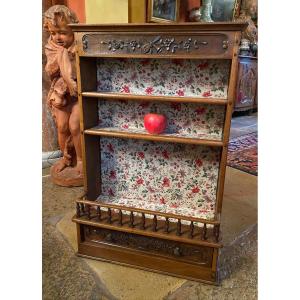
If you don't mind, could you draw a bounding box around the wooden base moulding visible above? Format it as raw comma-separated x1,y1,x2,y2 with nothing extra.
73,200,222,284
75,223,220,285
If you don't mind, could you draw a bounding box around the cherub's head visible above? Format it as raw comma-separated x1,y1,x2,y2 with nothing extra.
244,0,257,20
43,5,79,48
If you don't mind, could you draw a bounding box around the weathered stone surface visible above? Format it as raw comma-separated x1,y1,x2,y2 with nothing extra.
165,229,257,300
43,175,116,300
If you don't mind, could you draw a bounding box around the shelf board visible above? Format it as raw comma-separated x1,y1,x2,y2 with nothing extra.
84,127,224,147
81,92,228,105
73,216,221,248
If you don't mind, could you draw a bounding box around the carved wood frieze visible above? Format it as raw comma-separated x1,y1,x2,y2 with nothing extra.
235,59,257,110
100,36,208,54
79,33,233,57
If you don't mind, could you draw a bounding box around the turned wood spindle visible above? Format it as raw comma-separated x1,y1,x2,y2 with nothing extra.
214,224,220,242
176,219,182,236
118,210,123,225
107,208,112,224
87,205,91,219
80,203,85,213
129,211,134,227
141,213,146,229
152,215,157,232
96,206,101,221
165,217,169,233
189,221,194,238
201,223,207,240
76,203,80,217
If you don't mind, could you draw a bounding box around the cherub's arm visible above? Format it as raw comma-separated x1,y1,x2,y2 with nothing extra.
45,49,60,80
53,77,68,97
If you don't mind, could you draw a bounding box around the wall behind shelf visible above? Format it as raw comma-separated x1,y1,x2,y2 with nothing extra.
85,0,128,23
66,0,201,24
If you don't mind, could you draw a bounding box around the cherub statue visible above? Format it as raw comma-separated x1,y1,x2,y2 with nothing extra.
43,5,83,186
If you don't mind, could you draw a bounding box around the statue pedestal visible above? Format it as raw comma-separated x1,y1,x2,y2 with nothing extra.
50,163,83,187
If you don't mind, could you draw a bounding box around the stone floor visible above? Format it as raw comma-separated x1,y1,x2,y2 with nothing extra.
43,113,258,300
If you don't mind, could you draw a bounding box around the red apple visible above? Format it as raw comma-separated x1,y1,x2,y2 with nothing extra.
144,113,167,134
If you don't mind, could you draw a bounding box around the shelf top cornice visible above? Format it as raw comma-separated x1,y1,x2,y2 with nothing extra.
69,22,247,33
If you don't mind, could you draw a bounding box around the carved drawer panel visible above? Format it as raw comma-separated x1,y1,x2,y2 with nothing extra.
76,32,235,58
235,58,257,111
84,227,214,267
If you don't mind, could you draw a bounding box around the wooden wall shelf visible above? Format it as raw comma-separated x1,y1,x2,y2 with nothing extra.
71,22,244,284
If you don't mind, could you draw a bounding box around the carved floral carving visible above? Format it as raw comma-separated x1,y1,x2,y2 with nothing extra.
82,35,211,54
101,36,208,54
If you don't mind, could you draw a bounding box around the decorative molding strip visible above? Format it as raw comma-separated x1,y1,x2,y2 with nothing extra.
82,35,88,50
100,36,209,54
79,33,233,57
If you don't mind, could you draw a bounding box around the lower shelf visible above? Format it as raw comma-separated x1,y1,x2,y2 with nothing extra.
74,199,222,248
76,223,220,284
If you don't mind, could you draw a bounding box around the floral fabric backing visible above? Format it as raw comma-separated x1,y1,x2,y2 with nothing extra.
96,58,227,221
98,100,225,140
99,138,220,220
97,58,230,98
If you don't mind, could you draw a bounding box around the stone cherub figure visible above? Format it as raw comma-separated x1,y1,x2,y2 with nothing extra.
44,5,83,186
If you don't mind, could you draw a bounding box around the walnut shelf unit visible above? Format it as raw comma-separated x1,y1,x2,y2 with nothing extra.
71,22,246,285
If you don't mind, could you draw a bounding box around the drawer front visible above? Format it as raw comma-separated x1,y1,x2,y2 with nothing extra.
84,227,214,267
75,32,236,58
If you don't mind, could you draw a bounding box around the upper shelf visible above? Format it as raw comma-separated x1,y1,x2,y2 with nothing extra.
81,92,228,105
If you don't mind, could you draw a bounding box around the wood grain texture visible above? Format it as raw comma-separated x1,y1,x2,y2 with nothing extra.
75,56,100,198
215,31,242,214
77,243,218,284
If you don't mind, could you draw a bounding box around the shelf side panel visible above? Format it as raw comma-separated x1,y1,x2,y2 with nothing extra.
78,57,101,199
216,31,242,213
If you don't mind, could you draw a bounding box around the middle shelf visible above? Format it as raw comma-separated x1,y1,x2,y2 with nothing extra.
84,126,224,146
83,97,226,145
